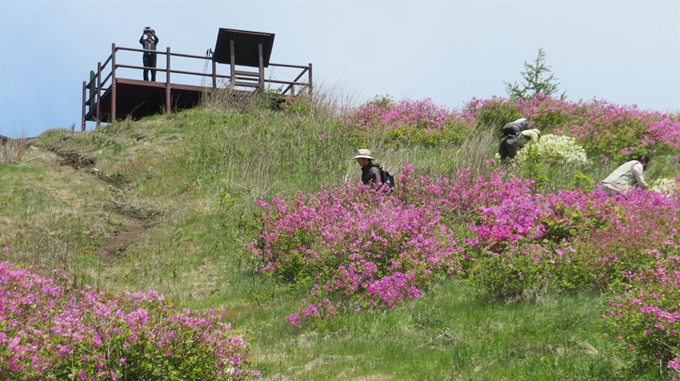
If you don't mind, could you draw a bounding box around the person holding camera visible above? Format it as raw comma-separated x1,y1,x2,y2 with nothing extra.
139,27,159,81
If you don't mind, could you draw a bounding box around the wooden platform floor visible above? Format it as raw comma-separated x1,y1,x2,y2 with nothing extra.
85,79,210,123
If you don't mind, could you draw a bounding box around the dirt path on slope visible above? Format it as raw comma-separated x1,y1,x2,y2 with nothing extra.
43,146,159,265
96,214,146,265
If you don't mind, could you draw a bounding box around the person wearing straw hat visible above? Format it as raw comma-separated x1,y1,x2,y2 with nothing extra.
353,149,383,187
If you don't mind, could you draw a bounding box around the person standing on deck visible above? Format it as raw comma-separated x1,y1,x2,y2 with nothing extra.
139,27,159,81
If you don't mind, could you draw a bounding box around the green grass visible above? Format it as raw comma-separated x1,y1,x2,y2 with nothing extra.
1,91,677,380
244,283,622,380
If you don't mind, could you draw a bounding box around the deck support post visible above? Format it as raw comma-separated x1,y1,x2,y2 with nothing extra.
81,81,86,131
229,40,236,89
258,41,265,89
96,62,102,127
111,43,117,122
165,47,171,113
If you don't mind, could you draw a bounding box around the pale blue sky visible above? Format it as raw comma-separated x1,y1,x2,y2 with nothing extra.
1,0,679,137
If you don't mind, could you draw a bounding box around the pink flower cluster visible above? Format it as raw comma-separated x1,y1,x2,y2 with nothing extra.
607,256,680,376
345,94,679,159
345,96,470,133
251,164,538,323
395,163,534,219
468,185,678,291
250,178,463,322
467,95,680,160
0,262,259,380
670,357,680,377
250,162,679,371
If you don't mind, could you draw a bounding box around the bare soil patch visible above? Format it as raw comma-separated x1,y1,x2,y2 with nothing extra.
45,146,160,265
96,215,146,265
50,149,96,169
95,203,160,265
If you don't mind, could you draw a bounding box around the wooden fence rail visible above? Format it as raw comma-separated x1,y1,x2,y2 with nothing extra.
82,43,312,131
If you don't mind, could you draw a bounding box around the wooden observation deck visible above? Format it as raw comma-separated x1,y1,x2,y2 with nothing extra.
82,28,312,131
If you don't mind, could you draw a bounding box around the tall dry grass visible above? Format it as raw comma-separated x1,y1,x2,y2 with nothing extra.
1,134,30,165
451,123,499,176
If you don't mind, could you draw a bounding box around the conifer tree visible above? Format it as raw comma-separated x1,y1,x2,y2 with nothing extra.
505,48,567,100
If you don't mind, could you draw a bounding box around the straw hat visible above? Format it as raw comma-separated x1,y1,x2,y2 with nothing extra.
352,149,373,160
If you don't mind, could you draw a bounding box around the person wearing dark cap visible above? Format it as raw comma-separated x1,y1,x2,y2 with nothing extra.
139,27,159,81
353,149,383,187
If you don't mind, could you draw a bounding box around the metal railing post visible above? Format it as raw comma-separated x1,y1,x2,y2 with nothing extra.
111,43,117,122
229,39,236,88
166,47,171,113
308,63,313,97
81,81,86,131
212,59,217,89
96,62,102,127
258,42,264,88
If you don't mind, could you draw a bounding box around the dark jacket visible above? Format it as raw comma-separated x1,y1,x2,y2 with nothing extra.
361,163,383,187
501,119,529,137
139,34,159,56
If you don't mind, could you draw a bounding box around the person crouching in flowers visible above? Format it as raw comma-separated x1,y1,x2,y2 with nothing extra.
600,155,650,196
499,117,541,163
353,149,382,188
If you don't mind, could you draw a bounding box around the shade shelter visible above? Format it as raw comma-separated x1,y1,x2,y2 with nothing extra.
213,28,275,89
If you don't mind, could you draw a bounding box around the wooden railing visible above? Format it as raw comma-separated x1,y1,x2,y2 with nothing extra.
82,43,313,130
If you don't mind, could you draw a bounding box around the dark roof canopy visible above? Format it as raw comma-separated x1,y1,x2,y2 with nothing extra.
213,28,275,67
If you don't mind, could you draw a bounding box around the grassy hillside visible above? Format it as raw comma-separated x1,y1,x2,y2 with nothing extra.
1,91,678,380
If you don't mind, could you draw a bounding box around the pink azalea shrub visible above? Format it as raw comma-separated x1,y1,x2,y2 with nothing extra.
0,262,259,381
394,163,534,221
345,95,680,161
466,95,680,161
342,96,474,146
464,186,679,298
464,95,524,129
250,163,538,324
249,180,463,323
250,164,678,373
252,165,678,313
558,100,679,161
606,255,680,376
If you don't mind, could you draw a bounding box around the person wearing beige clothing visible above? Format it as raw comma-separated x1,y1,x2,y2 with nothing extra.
600,155,650,195
499,117,542,162
519,129,541,143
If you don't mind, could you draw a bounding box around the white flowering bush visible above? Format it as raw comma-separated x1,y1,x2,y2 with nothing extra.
515,134,590,166
650,178,679,195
